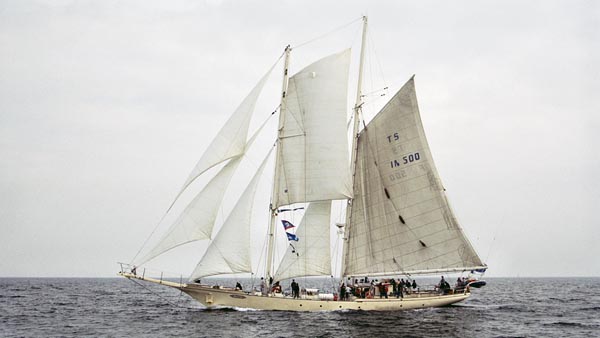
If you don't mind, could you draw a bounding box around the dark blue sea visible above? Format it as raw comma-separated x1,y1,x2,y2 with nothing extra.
1,277,599,337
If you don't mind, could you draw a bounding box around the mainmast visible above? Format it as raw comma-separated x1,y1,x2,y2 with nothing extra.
265,45,292,288
340,15,368,279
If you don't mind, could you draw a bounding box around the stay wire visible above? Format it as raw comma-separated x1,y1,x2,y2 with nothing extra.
292,16,364,49
126,278,198,310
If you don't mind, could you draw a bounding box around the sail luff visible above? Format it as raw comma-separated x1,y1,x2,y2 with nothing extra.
341,15,368,279
266,45,292,285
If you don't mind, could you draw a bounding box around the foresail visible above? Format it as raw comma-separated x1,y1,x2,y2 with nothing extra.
135,156,242,266
188,148,273,281
272,49,353,209
177,63,275,201
343,77,485,277
274,201,332,281
135,119,271,266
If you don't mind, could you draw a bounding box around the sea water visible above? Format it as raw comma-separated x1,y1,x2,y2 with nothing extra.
1,277,599,337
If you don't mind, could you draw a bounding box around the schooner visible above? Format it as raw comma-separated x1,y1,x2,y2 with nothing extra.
119,16,487,311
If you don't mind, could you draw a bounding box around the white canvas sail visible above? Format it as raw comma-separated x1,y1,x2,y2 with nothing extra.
135,156,242,266
188,148,273,280
177,64,275,200
272,49,353,209
273,201,332,282
343,77,485,277
135,120,271,266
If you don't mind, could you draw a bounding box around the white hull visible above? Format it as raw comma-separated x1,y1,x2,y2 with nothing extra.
120,273,469,311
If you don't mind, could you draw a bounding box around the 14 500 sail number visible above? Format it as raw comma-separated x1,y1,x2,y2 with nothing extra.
390,152,420,168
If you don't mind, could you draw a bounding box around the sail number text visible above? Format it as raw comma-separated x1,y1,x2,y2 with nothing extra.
387,132,400,143
390,152,421,168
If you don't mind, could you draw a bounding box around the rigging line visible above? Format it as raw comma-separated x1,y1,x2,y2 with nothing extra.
366,27,388,95
292,16,363,49
485,211,505,262
361,87,389,97
127,278,197,310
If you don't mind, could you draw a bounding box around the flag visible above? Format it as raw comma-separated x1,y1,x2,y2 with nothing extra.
286,232,299,241
281,220,295,230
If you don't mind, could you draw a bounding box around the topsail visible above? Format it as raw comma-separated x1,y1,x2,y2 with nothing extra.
272,49,353,209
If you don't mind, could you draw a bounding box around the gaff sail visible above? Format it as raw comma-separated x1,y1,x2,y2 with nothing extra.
343,77,485,277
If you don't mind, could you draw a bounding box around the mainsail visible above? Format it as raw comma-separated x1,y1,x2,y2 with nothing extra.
274,201,332,282
189,148,273,280
343,77,485,277
272,49,353,209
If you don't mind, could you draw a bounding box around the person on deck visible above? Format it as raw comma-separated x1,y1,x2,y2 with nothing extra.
412,279,417,291
340,282,346,301
235,282,242,291
260,277,266,295
272,281,282,293
378,283,388,299
291,279,299,299
390,278,397,298
368,281,375,299
439,276,450,294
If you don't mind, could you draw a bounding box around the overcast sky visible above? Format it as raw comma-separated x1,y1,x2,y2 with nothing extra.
1,0,598,278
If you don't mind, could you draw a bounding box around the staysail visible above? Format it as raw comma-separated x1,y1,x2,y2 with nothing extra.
136,156,242,266
188,148,273,280
176,64,275,201
343,77,485,277
272,49,353,209
273,201,332,281
135,119,271,266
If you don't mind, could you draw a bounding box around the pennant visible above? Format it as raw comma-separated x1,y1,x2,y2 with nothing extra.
286,232,299,241
281,220,295,230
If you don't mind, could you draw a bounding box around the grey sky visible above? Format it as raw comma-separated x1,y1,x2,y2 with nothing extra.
1,0,598,277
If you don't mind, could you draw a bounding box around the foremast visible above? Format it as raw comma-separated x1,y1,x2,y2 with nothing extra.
340,15,368,280
265,45,292,288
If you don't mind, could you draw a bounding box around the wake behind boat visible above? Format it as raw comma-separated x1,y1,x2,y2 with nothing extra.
120,16,487,311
